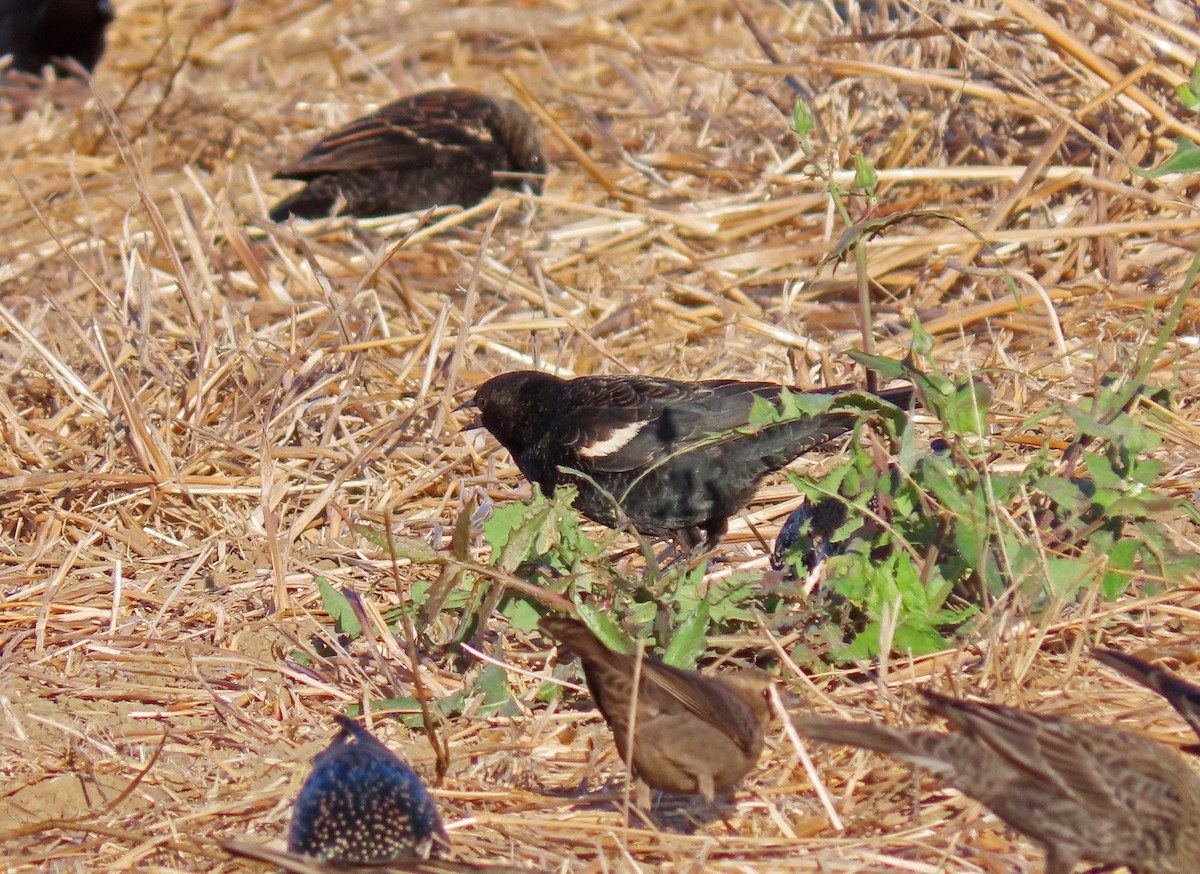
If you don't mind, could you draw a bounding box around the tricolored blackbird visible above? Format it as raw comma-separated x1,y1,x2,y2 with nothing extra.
469,371,912,548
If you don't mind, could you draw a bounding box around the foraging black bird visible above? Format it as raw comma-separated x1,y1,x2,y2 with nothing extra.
468,371,912,548
270,88,546,221
795,689,1200,874
1094,648,1200,744
539,614,772,803
288,715,447,864
0,0,113,75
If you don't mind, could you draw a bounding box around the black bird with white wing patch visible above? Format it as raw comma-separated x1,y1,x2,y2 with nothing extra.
467,371,912,547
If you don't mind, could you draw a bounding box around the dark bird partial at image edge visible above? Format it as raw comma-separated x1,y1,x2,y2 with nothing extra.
1093,647,1200,744
0,0,113,76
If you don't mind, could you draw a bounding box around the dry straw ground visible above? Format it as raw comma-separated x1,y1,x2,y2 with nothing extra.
2,0,1200,871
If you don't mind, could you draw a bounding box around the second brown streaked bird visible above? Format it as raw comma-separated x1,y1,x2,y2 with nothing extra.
269,88,546,221
539,614,772,803
1094,647,1200,743
795,689,1200,874
288,716,448,864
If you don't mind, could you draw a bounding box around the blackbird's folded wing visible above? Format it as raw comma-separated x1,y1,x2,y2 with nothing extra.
277,92,505,179
556,378,782,473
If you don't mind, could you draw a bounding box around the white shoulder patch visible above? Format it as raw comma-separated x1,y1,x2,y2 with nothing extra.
578,420,648,458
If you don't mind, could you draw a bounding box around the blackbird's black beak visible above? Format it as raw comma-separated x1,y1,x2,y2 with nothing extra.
455,397,482,431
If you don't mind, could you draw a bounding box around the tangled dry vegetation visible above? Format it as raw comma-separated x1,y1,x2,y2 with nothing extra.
2,0,1200,871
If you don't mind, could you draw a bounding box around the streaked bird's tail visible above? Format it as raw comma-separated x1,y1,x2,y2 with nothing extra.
1094,648,1200,745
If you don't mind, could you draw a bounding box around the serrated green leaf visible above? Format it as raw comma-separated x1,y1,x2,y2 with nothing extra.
749,393,782,427
1044,556,1096,595
502,596,545,633
1036,475,1089,512
476,661,518,717
317,577,362,638
351,525,439,564
353,524,390,550
492,499,553,573
847,351,909,381
1101,539,1139,599
943,382,989,436
574,603,634,653
663,601,709,670
892,620,949,656
1131,136,1200,178
1082,451,1123,492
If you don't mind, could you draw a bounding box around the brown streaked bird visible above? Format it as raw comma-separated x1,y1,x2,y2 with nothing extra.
795,689,1200,874
539,614,772,803
288,716,448,864
1095,648,1200,745
269,88,545,221
468,371,912,549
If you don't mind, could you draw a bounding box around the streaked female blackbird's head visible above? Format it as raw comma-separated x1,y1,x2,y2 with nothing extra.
495,98,547,195
470,370,566,456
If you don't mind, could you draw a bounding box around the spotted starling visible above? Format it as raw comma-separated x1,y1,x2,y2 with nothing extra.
0,0,113,75
269,88,546,221
468,371,912,548
288,715,448,864
539,614,772,802
795,689,1200,874
1094,648,1200,744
